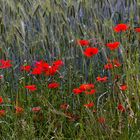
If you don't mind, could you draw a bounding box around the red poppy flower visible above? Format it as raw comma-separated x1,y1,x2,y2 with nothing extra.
79,84,95,91
15,106,24,114
32,60,63,76
0,97,3,104
35,60,49,69
134,27,140,33
0,60,12,69
84,102,94,108
0,110,5,117
31,67,43,75
120,84,127,91
117,103,125,112
104,63,113,70
42,62,49,70
73,83,95,95
48,82,60,89
72,88,83,95
21,65,31,72
45,66,57,76
32,107,42,113
96,76,108,82
84,47,99,57
98,117,105,124
113,23,129,32
77,39,89,46
106,42,120,50
33,60,49,73
113,59,121,67
60,103,69,110
25,85,37,91
52,60,64,68
107,59,121,68
85,89,96,95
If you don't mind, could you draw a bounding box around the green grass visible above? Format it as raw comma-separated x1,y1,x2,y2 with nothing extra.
0,0,140,139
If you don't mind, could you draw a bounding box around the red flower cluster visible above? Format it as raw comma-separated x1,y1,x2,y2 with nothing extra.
134,27,140,33
31,60,63,76
120,84,127,91
31,60,49,75
0,60,12,69
106,42,120,50
25,85,37,91
96,76,108,82
20,60,64,76
84,47,99,57
113,23,129,32
117,104,125,112
48,82,60,89
77,39,99,57
104,63,113,70
72,88,83,95
73,83,96,95
104,59,121,70
84,102,94,108
77,39,89,46
21,65,31,72
113,59,121,68
0,96,3,104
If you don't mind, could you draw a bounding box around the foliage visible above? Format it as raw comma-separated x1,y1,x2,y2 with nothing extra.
0,0,140,139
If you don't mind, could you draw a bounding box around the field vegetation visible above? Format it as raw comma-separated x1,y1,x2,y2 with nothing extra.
0,0,140,139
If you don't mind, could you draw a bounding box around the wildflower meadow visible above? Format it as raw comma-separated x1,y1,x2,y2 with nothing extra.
0,0,140,139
